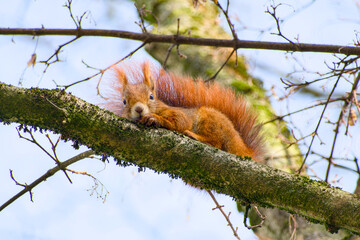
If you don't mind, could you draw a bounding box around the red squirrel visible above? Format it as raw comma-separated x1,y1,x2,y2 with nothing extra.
104,62,263,161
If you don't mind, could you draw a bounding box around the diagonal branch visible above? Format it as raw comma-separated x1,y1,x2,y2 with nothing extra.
0,150,94,212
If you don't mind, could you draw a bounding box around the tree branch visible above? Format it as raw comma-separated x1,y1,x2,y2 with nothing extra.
0,150,94,212
1,82,360,234
1,28,360,55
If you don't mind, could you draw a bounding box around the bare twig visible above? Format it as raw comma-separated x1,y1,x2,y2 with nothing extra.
162,18,183,69
206,49,236,82
16,127,73,183
215,0,238,65
264,97,346,124
9,170,33,202
298,60,349,173
16,128,55,162
134,3,160,29
173,18,187,59
289,214,297,240
46,134,73,183
266,4,298,46
206,190,241,240
64,0,88,29
67,169,109,203
40,0,88,77
0,150,94,212
39,36,80,82
216,1,237,39
243,204,266,229
58,41,147,91
325,71,360,181
95,42,147,96
162,44,176,69
280,76,326,90
134,4,148,33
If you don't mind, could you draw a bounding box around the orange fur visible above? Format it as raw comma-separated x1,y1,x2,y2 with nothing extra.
104,62,263,161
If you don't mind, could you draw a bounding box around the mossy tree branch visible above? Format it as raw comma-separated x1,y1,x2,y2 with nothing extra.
1,82,360,234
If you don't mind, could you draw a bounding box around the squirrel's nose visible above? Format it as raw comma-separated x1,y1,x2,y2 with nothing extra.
135,106,143,114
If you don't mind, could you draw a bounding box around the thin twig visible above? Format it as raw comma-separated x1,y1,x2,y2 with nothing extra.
64,0,86,28
264,97,346,124
59,41,147,91
206,49,236,82
16,128,55,161
243,204,266,229
0,150,94,212
39,36,80,80
134,3,148,33
17,127,73,183
9,170,33,202
67,168,109,203
46,134,73,183
266,4,298,47
95,42,147,95
325,71,360,181
206,190,241,240
174,18,187,59
216,1,237,39
215,1,238,65
289,214,297,240
162,44,176,69
298,61,348,173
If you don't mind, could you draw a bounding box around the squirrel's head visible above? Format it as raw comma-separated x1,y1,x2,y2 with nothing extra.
121,62,157,121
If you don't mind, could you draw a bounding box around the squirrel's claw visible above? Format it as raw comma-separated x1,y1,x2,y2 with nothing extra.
140,114,160,127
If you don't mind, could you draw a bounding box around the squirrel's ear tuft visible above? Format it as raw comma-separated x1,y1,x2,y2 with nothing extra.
143,61,155,91
113,66,128,86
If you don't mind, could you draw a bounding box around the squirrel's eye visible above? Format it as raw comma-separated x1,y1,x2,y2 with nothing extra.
122,99,127,105
149,93,154,100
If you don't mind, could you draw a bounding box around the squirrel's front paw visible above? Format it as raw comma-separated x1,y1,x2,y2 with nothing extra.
139,114,160,127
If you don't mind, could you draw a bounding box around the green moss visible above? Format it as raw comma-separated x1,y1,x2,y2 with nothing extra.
231,81,256,94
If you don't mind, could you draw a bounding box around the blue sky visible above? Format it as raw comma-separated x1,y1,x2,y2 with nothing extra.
1,0,360,239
